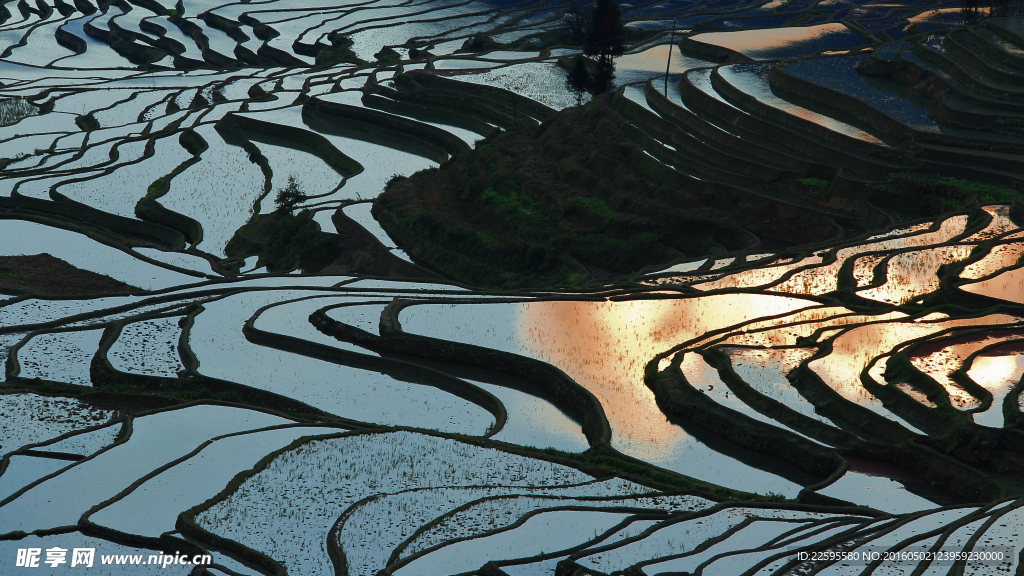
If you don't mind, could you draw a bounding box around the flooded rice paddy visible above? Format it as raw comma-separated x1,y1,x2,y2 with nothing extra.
4,0,1024,573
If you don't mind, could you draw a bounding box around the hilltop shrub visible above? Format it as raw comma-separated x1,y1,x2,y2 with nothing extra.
874,173,1022,215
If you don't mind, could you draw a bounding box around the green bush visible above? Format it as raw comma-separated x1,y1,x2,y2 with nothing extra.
274,176,307,212
800,177,830,193
874,173,1021,215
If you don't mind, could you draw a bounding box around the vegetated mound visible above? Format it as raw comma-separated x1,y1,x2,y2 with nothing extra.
225,209,434,278
374,93,859,288
226,210,337,273
0,254,137,296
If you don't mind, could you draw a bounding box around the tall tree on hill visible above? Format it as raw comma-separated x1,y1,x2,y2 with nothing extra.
584,0,624,94
565,55,589,106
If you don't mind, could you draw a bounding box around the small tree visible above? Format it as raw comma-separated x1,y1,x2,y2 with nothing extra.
565,55,590,106
274,176,307,212
583,0,624,94
562,0,586,43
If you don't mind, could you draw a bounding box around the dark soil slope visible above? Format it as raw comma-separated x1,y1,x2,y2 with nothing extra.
374,93,858,288
0,254,137,296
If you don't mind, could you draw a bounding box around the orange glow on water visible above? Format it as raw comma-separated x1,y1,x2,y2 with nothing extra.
689,24,852,59
518,294,816,450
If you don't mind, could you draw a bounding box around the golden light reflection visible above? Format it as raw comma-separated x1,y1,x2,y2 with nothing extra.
894,380,938,408
771,216,969,296
726,347,824,419
908,337,1006,410
856,244,975,305
716,308,904,348
961,265,1024,304
851,254,885,288
967,354,1024,393
518,294,816,449
960,237,1024,280
967,352,1024,427
690,24,850,59
963,206,1016,242
809,315,1019,406
694,256,822,291
616,44,710,75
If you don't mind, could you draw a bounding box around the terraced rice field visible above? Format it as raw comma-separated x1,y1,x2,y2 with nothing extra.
4,0,1024,573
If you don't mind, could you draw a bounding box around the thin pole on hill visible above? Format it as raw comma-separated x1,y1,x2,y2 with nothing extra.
664,20,676,96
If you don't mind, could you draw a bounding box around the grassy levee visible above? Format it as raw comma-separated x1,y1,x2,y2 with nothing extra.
328,208,439,279
86,320,341,423
894,335,995,412
787,351,1004,501
238,14,278,41
371,192,575,286
215,112,362,178
648,354,845,480
387,506,672,575
914,35,1024,106
126,0,171,16
136,129,207,245
787,344,933,444
644,82,815,173
913,144,1024,186
102,20,171,65
54,26,86,54
903,52,1024,144
361,89,497,138
966,24,1024,71
792,51,1024,162
302,95,467,163
608,87,791,187
944,28,1024,88
377,73,537,132
700,347,856,449
310,298,613,449
177,307,201,373
678,68,886,181
198,11,249,43
676,36,753,63
256,43,307,66
233,44,276,67
869,353,975,434
198,45,239,68
240,311,509,438
947,335,1024,423
1004,372,1024,429
709,67,910,175
770,57,919,145
372,89,871,287
404,70,556,125
0,191,186,250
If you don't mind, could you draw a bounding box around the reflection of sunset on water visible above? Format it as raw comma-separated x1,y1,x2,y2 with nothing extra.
960,264,1024,303
960,232,1024,281
755,215,968,296
907,336,1009,410
717,308,896,348
963,206,1017,242
519,294,816,450
856,244,975,305
689,24,857,59
967,350,1024,427
809,315,1019,418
